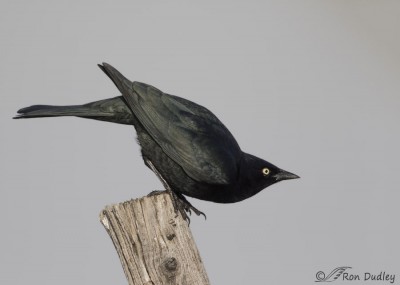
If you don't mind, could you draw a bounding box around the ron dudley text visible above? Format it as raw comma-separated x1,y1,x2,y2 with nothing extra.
343,271,395,283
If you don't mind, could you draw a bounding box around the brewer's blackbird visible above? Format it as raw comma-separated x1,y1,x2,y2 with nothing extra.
14,63,299,221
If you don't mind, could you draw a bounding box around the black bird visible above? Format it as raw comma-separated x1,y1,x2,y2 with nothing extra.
14,63,299,221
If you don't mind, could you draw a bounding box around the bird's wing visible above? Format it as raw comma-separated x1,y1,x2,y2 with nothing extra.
99,63,241,184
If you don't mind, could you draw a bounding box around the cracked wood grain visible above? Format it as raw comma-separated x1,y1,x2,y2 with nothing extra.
100,193,210,285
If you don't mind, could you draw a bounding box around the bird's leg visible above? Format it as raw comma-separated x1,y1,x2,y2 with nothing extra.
148,188,205,223
147,189,199,223
144,158,206,223
175,192,206,219
168,190,206,223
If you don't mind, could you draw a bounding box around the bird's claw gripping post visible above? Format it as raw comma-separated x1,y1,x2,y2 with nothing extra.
171,191,207,224
148,190,206,224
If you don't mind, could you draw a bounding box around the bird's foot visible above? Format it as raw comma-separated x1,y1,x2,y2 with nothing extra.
147,190,166,197
169,190,206,224
147,189,206,223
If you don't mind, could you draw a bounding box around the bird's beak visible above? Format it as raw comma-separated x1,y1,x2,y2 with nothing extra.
274,169,300,181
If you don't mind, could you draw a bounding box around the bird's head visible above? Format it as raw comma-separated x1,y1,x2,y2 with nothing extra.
238,152,299,199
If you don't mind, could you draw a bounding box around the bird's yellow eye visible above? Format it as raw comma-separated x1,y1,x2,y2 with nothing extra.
262,168,270,176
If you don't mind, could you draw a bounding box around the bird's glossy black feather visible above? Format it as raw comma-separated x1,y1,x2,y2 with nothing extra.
100,63,240,185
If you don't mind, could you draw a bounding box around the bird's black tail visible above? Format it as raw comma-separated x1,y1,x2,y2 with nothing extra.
14,104,98,119
14,63,136,125
14,97,134,125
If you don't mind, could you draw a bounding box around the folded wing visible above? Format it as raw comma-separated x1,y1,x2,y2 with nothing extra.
99,63,241,185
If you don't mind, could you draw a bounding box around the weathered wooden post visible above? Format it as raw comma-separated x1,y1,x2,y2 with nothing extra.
100,193,210,285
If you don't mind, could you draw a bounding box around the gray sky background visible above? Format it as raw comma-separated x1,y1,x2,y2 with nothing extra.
1,1,399,284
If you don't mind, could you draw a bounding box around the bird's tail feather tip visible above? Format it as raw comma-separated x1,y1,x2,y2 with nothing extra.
13,106,35,119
